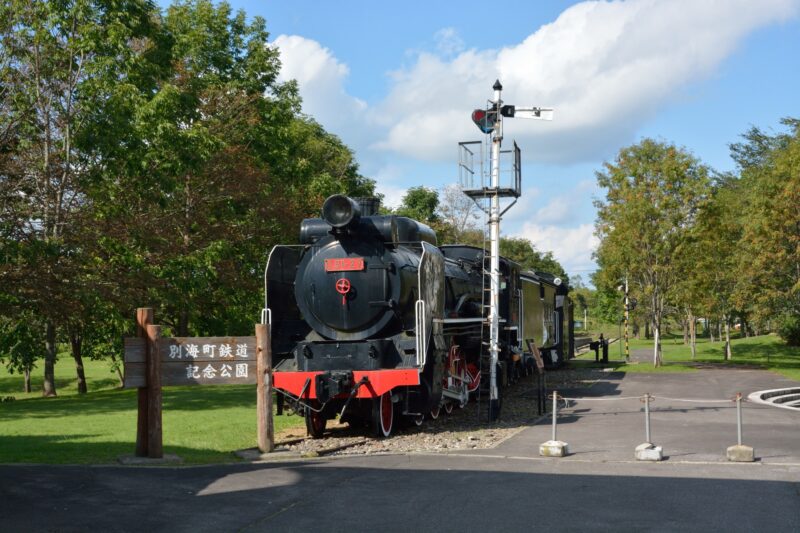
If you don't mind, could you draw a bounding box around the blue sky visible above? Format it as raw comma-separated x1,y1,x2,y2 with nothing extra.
174,0,800,281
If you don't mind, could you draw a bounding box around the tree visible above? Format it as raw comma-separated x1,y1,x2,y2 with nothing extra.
0,313,44,393
730,119,800,344
91,0,376,338
436,184,481,244
0,0,164,395
594,139,711,366
499,236,569,284
395,186,439,224
685,174,743,359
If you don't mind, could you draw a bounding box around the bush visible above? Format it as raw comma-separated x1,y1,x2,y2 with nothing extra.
776,314,800,346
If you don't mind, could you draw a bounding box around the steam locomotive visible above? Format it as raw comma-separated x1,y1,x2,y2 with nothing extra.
264,195,568,438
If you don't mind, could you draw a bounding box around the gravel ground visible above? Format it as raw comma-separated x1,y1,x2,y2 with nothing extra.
272,367,603,457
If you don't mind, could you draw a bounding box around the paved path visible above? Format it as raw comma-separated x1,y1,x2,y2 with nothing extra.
2,369,798,532
494,368,800,464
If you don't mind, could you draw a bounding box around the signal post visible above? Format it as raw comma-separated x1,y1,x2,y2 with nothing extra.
460,80,553,420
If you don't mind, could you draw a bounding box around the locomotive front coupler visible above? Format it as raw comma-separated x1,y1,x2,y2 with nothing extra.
314,370,355,404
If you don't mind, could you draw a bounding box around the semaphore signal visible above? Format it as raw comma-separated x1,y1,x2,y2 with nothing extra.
461,79,554,421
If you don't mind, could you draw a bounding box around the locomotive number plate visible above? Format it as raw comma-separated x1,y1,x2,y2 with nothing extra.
324,257,365,272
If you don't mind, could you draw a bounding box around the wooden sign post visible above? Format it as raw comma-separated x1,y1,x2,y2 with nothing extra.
125,308,273,459
135,308,152,457
146,324,163,458
256,324,274,453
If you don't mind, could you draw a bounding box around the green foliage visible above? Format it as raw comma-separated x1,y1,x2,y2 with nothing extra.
395,186,440,223
730,119,800,326
776,314,800,347
0,0,168,394
594,139,712,365
0,0,377,390
573,334,800,380
499,237,569,284
0,313,43,377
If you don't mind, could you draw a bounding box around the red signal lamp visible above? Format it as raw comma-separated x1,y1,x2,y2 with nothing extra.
471,108,497,134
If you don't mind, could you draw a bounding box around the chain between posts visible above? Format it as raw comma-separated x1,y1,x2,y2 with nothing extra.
548,392,747,448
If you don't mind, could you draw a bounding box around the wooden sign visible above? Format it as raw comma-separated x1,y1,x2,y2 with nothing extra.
125,309,273,459
123,336,257,388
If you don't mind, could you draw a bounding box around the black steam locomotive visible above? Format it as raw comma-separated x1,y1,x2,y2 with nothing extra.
265,195,568,438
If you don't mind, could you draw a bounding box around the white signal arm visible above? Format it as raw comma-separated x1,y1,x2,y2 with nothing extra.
513,107,554,121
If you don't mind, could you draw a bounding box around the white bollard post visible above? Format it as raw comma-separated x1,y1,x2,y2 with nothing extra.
552,391,558,442
635,393,663,461
727,392,754,462
540,392,568,457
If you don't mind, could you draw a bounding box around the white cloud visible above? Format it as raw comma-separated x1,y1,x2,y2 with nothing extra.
273,35,367,134
516,222,599,276
373,0,798,163
534,196,573,225
273,1,797,168
434,27,466,57
271,0,797,241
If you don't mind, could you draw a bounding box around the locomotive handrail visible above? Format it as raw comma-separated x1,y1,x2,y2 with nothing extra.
415,299,427,367
436,317,484,324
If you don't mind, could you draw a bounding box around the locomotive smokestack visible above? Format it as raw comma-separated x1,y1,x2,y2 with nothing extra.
354,197,381,216
322,194,361,228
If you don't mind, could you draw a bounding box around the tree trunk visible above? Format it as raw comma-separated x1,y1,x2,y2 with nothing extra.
42,321,57,397
23,368,31,393
709,319,715,342
110,352,124,387
178,308,189,337
717,321,722,342
682,317,689,345
653,321,663,367
724,316,732,361
689,313,697,360
70,332,87,394
644,321,651,340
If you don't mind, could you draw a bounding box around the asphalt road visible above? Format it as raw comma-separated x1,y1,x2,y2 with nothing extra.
2,368,798,532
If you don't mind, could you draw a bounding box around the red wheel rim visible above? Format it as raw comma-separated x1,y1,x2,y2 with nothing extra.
380,392,393,436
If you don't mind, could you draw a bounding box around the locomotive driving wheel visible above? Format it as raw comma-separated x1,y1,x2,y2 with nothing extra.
372,391,395,438
305,402,327,439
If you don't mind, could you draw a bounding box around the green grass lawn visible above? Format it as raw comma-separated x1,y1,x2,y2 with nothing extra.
573,333,800,380
0,357,304,465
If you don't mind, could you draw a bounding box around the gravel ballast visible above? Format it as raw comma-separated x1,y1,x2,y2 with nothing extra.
269,367,603,458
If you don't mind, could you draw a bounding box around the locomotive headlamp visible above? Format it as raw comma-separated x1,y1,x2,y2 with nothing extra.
323,194,361,228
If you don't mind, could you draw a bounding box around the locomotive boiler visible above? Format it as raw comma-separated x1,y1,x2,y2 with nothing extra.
264,194,568,438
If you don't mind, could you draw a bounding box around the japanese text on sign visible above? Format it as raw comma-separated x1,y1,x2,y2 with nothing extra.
168,342,249,360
